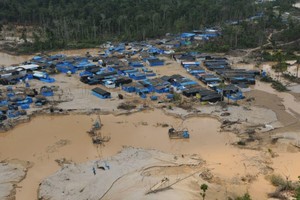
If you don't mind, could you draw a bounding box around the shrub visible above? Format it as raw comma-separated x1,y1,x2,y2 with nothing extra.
173,93,182,102
260,76,289,92
235,193,252,200
117,103,136,110
271,81,289,92
269,174,286,187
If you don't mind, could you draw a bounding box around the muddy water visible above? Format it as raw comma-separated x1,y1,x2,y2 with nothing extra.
100,111,258,180
0,115,99,200
0,110,276,200
0,52,32,66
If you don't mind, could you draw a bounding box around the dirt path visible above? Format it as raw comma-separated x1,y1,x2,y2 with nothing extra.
242,29,284,58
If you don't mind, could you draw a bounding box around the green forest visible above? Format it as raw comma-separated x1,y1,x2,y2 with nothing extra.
0,0,298,51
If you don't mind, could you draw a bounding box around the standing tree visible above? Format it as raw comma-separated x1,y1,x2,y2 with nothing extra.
200,184,208,200
273,51,287,80
20,28,28,43
295,176,300,200
274,61,288,81
296,57,300,78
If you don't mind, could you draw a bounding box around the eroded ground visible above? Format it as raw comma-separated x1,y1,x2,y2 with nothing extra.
0,50,300,200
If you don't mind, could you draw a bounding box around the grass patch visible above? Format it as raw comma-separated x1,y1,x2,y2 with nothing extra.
235,193,252,200
282,73,300,83
260,76,273,83
237,141,246,146
117,102,136,110
269,174,286,187
267,174,300,199
271,81,289,92
228,193,252,200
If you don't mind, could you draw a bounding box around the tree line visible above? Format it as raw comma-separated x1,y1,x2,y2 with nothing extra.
0,0,297,51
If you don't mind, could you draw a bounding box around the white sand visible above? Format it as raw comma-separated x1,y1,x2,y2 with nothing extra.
39,147,203,200
0,162,26,200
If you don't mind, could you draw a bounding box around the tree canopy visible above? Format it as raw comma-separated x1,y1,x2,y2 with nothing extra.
0,0,297,51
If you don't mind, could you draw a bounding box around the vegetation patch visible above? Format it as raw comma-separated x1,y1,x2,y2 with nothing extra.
261,50,298,62
0,0,297,53
283,73,300,83
237,140,246,146
260,76,289,92
267,174,300,199
228,193,252,200
117,103,137,110
269,174,287,187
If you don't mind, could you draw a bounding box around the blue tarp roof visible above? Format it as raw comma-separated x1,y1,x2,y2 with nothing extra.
33,56,43,61
181,33,196,38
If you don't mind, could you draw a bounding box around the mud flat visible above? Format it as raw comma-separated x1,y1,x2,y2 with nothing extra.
37,145,274,200
38,147,204,200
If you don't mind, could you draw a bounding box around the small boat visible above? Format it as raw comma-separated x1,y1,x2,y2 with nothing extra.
168,128,190,139
87,115,102,135
87,115,110,145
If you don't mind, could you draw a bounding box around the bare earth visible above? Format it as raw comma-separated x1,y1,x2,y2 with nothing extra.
0,49,300,200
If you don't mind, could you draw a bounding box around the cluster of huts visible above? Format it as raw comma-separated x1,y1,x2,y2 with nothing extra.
82,48,259,102
175,54,260,101
0,27,221,87
0,28,260,121
0,85,55,122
